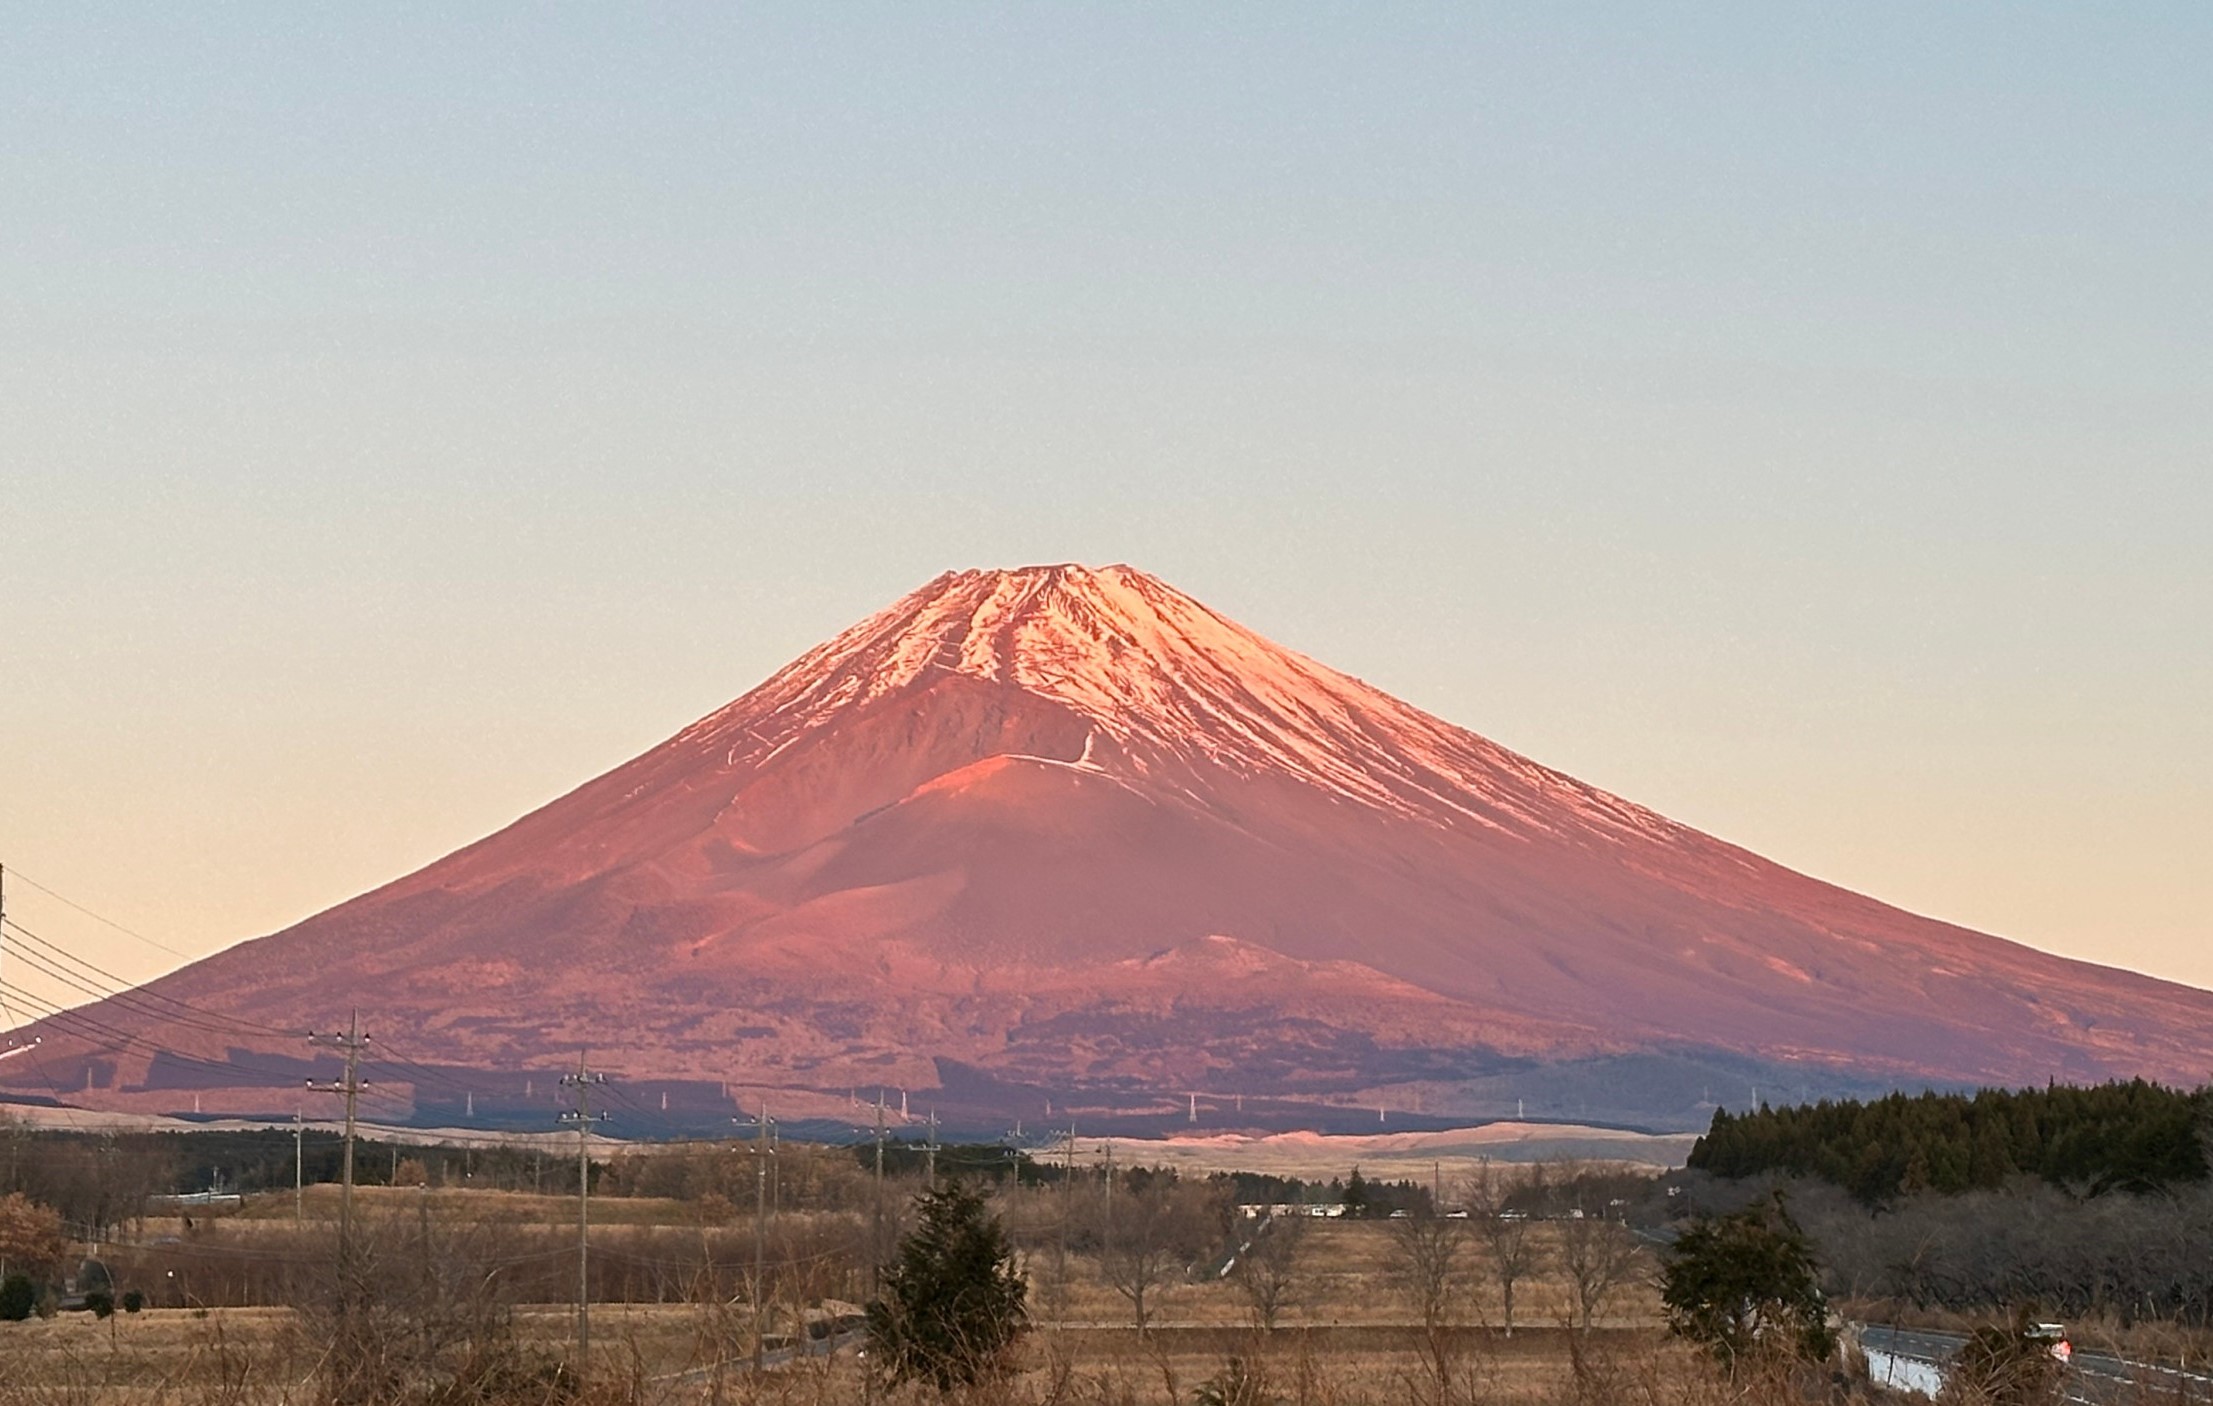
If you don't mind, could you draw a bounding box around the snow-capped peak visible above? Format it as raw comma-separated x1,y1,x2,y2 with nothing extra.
679,564,1685,846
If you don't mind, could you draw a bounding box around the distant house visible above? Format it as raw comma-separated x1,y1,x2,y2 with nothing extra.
1236,1202,1346,1219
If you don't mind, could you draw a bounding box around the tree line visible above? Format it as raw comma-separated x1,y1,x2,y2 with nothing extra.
1687,1079,2211,1202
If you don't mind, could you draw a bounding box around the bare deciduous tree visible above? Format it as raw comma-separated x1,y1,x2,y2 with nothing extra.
305,1202,533,1405
1387,1211,1470,1404
1231,1211,1307,1331
1462,1160,1546,1337
1099,1176,1219,1334
1556,1212,1643,1333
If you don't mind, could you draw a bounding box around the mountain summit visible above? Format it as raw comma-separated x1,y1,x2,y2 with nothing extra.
16,564,2213,1130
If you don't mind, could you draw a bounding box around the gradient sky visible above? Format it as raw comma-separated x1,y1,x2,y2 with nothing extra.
3,5,2208,1027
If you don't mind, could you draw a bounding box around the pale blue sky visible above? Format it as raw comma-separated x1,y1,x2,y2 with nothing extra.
3,5,2208,1017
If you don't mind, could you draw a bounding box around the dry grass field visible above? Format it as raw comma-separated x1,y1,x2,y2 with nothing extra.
0,1180,1868,1405
0,1308,1800,1406
1014,1221,1656,1332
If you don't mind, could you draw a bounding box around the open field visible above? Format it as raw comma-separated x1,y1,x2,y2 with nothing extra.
1069,1125,1696,1183
0,1177,1712,1404
24,1154,2210,1404
0,1308,1793,1405
1020,1220,1659,1332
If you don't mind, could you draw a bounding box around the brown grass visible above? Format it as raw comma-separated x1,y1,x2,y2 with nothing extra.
0,1194,1807,1405
0,1314,1859,1406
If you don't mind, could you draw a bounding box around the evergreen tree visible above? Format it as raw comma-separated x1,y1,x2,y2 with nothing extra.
1342,1166,1371,1219
1661,1195,1835,1369
867,1182,1028,1390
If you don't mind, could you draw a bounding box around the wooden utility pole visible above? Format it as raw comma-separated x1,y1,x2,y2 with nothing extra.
924,1110,940,1185
1058,1121,1076,1327
871,1091,888,1266
294,1107,304,1224
558,1051,608,1365
306,1009,367,1267
866,1093,887,1406
873,1091,887,1189
741,1104,776,1375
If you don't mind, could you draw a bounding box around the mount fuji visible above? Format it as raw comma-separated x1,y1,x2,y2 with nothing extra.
13,564,2211,1132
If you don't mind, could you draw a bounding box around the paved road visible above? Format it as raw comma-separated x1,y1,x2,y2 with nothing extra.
651,1326,868,1391
1858,1324,2213,1405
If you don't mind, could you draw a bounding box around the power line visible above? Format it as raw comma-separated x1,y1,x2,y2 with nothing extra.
0,914,302,1037
0,921,300,1042
0,975,230,1064
0,868,191,958
354,1030,495,1104
0,980,327,1106
0,947,94,1137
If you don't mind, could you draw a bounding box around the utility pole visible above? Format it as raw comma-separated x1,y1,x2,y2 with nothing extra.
866,1093,887,1406
294,1108,305,1224
739,1104,776,1375
1058,1121,1076,1328
873,1091,887,1190
871,1091,887,1266
306,1009,368,1270
558,1051,608,1366
924,1110,940,1185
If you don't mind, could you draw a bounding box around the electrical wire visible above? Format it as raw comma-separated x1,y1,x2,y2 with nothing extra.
1,867,191,959
1,921,302,1044
0,975,207,1059
598,1079,697,1139
0,913,493,1121
0,978,315,1103
355,1031,498,1103
0,976,94,1132
2,916,305,1039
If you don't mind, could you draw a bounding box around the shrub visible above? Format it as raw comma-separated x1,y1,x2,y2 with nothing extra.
0,1274,34,1322
1196,1354,1278,1406
85,1289,115,1318
121,1288,145,1314
1949,1312,2066,1405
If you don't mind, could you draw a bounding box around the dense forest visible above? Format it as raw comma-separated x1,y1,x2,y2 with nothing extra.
1687,1080,2210,1203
